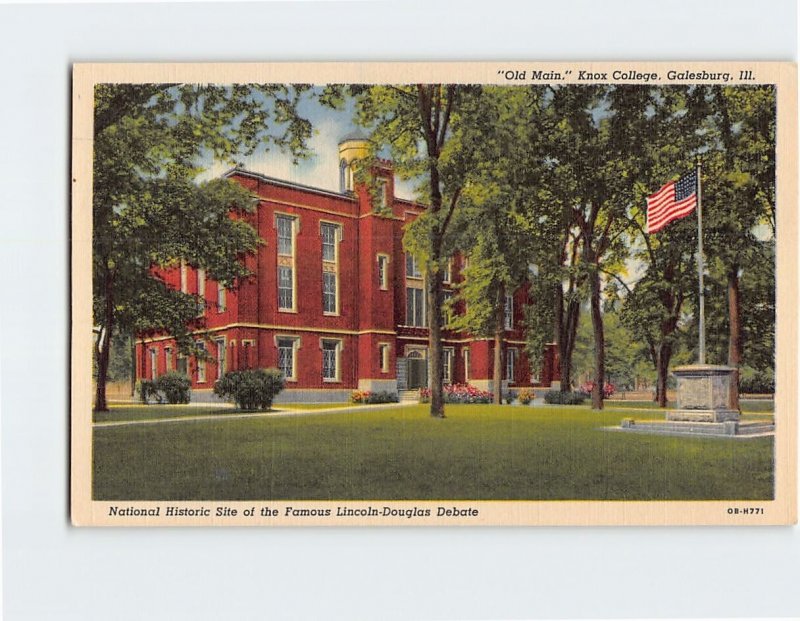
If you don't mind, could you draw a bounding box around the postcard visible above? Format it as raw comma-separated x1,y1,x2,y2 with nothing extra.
71,61,796,526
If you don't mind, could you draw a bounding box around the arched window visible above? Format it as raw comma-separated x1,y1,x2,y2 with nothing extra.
339,159,348,193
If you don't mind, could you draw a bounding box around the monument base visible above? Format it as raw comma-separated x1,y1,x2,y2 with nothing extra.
617,418,774,438
666,408,740,423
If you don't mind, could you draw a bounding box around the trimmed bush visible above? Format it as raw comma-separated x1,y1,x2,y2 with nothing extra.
503,390,518,405
351,390,399,404
544,391,588,405
156,371,191,404
214,368,285,411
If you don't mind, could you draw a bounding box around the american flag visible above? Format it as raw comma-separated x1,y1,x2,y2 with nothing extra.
646,171,698,234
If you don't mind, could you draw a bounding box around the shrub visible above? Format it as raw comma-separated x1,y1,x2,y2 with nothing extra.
544,391,587,405
351,390,399,404
156,371,191,404
137,379,161,404
517,387,535,405
504,390,518,405
420,384,492,404
213,368,285,411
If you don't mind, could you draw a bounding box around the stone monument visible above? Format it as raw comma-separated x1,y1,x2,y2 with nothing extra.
667,364,739,423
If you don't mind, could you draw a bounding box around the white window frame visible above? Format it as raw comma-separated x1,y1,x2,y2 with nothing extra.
197,268,206,297
406,253,423,279
406,286,425,327
443,347,454,385
149,348,158,380
164,346,173,372
321,338,342,383
276,214,295,257
379,342,390,373
217,283,227,313
215,337,226,380
443,289,454,326
323,271,338,315
504,294,514,330
276,336,300,382
442,258,452,284
377,254,390,290
463,347,470,383
505,347,517,383
180,259,188,294
196,342,207,384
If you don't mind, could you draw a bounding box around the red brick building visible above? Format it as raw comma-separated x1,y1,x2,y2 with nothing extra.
136,136,559,402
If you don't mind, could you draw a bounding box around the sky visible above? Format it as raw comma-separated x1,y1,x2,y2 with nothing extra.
199,89,418,200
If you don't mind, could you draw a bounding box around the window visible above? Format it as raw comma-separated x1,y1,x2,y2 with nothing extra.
323,271,337,314
180,260,188,294
442,258,452,284
406,287,425,327
443,348,454,384
321,222,338,262
277,337,298,380
321,339,340,381
377,254,389,290
463,348,470,382
504,294,514,330
197,268,206,297
377,178,389,210
177,354,188,377
196,342,206,383
215,338,226,380
149,348,158,379
278,266,293,311
443,290,454,326
165,347,173,372
379,343,390,373
217,284,227,312
505,348,517,383
277,215,294,256
406,253,422,279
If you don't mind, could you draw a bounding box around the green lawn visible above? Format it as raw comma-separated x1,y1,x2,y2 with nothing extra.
606,399,775,414
93,402,359,423
92,403,774,501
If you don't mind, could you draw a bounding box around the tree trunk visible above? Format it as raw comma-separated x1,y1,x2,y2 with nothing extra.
493,282,505,405
94,271,114,412
560,297,580,392
589,264,605,410
656,342,672,408
427,261,445,418
727,266,742,410
129,334,137,397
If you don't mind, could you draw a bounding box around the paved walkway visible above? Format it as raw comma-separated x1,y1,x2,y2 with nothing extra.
93,402,412,428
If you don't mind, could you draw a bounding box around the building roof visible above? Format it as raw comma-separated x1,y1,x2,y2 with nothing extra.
338,130,370,143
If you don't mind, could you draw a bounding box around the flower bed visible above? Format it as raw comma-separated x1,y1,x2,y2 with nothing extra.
420,383,493,404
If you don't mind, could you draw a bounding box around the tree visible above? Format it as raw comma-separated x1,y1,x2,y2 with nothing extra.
326,84,482,418
93,84,313,410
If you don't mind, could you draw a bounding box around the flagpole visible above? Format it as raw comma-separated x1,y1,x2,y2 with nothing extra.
696,156,706,365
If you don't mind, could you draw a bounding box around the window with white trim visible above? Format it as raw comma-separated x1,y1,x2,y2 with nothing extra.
321,339,341,382
149,348,158,380
406,287,425,327
323,271,337,314
197,268,206,297
277,337,298,381
180,260,188,294
443,290,454,326
504,294,514,330
406,253,422,279
321,222,338,262
379,343,390,373
377,254,389,290
215,338,226,380
217,284,227,312
165,347,173,372
177,354,188,377
463,348,470,382
278,267,293,311
442,258,452,284
196,342,207,383
505,348,517,383
443,348,454,384
277,215,294,256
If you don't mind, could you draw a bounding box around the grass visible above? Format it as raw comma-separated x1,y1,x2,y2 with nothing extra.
606,399,774,414
93,402,361,423
92,403,774,501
